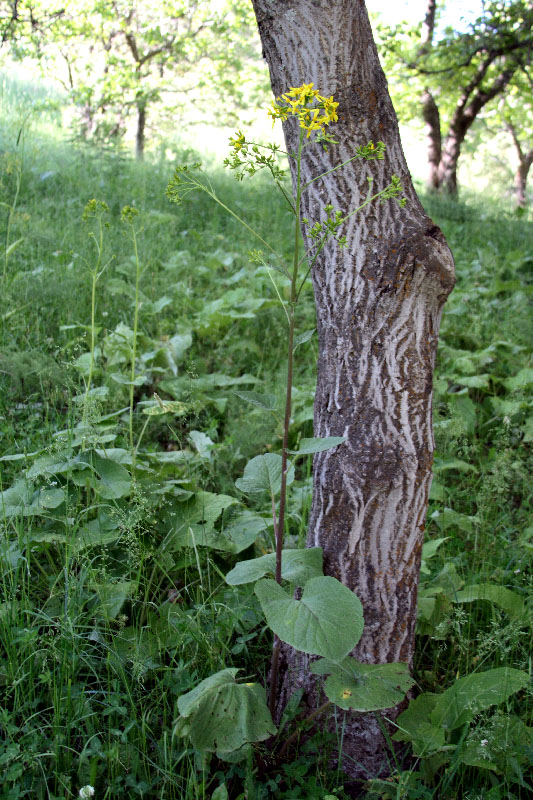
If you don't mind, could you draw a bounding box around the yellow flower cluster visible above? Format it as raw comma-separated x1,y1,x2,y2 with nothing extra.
229,131,246,151
268,83,339,137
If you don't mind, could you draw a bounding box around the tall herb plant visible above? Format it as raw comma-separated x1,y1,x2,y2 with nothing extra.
166,84,413,760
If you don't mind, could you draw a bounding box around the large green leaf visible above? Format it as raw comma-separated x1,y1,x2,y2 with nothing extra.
311,657,414,711
393,693,445,756
454,584,526,620
311,657,414,712
430,668,529,731
255,576,363,660
287,436,345,456
176,668,276,753
225,548,323,586
235,453,294,496
77,452,131,499
216,510,267,554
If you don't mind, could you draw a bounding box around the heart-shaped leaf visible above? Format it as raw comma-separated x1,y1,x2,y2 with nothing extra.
311,657,415,711
235,453,294,496
177,668,276,753
255,576,363,660
226,547,323,586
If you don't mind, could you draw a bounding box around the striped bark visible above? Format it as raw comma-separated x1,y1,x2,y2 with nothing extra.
251,0,455,779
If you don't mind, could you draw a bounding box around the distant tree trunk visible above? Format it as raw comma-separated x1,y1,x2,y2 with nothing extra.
422,89,442,191
507,122,532,208
420,2,441,191
437,118,466,194
251,0,455,783
136,98,147,160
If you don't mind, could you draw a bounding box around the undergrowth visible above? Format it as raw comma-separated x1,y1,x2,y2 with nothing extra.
0,84,531,799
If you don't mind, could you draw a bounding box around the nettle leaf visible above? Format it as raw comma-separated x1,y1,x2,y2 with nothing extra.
455,584,526,620
176,668,276,753
255,576,363,660
235,453,294,496
310,658,415,712
287,436,346,456
393,693,445,756
233,390,278,410
430,668,529,731
226,547,323,586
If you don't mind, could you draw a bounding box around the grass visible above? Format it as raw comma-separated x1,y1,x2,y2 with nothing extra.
0,79,531,799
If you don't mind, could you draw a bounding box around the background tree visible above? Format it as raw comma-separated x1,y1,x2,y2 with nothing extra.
377,0,533,194
1,0,264,158
499,73,533,208
251,0,455,781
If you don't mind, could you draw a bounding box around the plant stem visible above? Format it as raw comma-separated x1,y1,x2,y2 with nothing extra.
130,225,142,470
268,129,304,718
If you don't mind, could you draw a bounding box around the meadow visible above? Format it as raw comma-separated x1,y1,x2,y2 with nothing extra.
0,75,531,799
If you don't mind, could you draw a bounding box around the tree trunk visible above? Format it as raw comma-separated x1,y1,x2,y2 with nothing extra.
507,122,532,209
515,156,532,208
136,98,147,160
251,0,455,782
437,127,463,194
422,89,442,191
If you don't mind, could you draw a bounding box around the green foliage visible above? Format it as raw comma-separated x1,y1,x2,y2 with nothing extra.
0,72,530,798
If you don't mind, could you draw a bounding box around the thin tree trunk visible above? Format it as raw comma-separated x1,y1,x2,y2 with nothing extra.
438,126,463,194
507,122,532,208
422,89,442,191
251,0,455,781
515,157,532,208
136,99,147,160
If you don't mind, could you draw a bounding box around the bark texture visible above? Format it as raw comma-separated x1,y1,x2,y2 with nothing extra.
251,0,455,782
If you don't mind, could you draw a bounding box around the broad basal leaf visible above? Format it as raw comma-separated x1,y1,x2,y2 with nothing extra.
176,668,276,753
235,453,294,496
430,667,529,731
255,576,363,660
454,584,526,620
225,547,323,586
310,657,415,712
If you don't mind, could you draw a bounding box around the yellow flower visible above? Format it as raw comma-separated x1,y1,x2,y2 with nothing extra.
268,84,339,137
229,131,246,151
